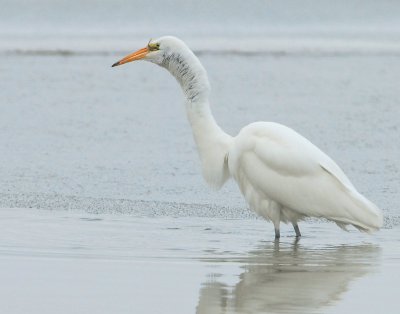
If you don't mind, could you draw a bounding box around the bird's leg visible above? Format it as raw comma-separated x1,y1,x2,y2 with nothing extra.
271,203,281,239
273,215,281,239
274,227,280,239
293,223,301,237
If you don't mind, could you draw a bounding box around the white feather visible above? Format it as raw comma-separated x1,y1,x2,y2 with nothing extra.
116,36,383,236
228,122,383,231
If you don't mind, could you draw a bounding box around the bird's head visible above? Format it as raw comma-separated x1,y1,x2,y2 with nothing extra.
112,36,210,102
112,36,188,68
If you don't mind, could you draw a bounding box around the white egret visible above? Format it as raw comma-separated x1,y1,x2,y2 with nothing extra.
112,36,383,238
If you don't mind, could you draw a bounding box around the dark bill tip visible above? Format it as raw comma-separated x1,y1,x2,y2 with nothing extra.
111,62,120,67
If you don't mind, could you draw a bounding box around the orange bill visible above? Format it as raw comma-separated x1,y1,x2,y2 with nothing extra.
112,47,149,67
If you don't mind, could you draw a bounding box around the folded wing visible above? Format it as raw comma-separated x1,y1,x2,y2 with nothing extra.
229,122,383,231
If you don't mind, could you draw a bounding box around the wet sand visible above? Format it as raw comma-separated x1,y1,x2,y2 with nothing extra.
1,53,399,209
1,52,399,313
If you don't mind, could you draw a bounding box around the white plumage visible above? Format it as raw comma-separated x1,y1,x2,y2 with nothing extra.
112,36,383,238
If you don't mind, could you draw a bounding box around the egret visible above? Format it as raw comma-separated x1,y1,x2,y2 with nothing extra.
112,36,383,238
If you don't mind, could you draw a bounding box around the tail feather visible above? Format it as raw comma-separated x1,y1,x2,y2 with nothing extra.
335,222,349,231
334,189,383,233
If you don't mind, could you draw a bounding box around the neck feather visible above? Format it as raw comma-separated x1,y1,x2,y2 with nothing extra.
162,49,233,188
186,99,233,189
161,49,210,103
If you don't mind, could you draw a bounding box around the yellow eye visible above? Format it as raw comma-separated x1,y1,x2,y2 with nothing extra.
148,40,160,51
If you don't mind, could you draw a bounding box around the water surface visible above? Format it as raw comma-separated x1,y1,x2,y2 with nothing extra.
0,208,398,314
1,1,400,313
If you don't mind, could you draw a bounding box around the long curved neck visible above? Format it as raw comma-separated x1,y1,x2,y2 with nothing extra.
161,48,210,103
162,49,233,188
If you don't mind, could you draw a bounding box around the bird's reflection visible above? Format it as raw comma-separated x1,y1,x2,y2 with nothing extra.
196,239,380,314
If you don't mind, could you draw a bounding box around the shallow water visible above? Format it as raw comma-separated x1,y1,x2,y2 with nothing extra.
1,50,400,314
1,1,400,313
0,208,399,314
